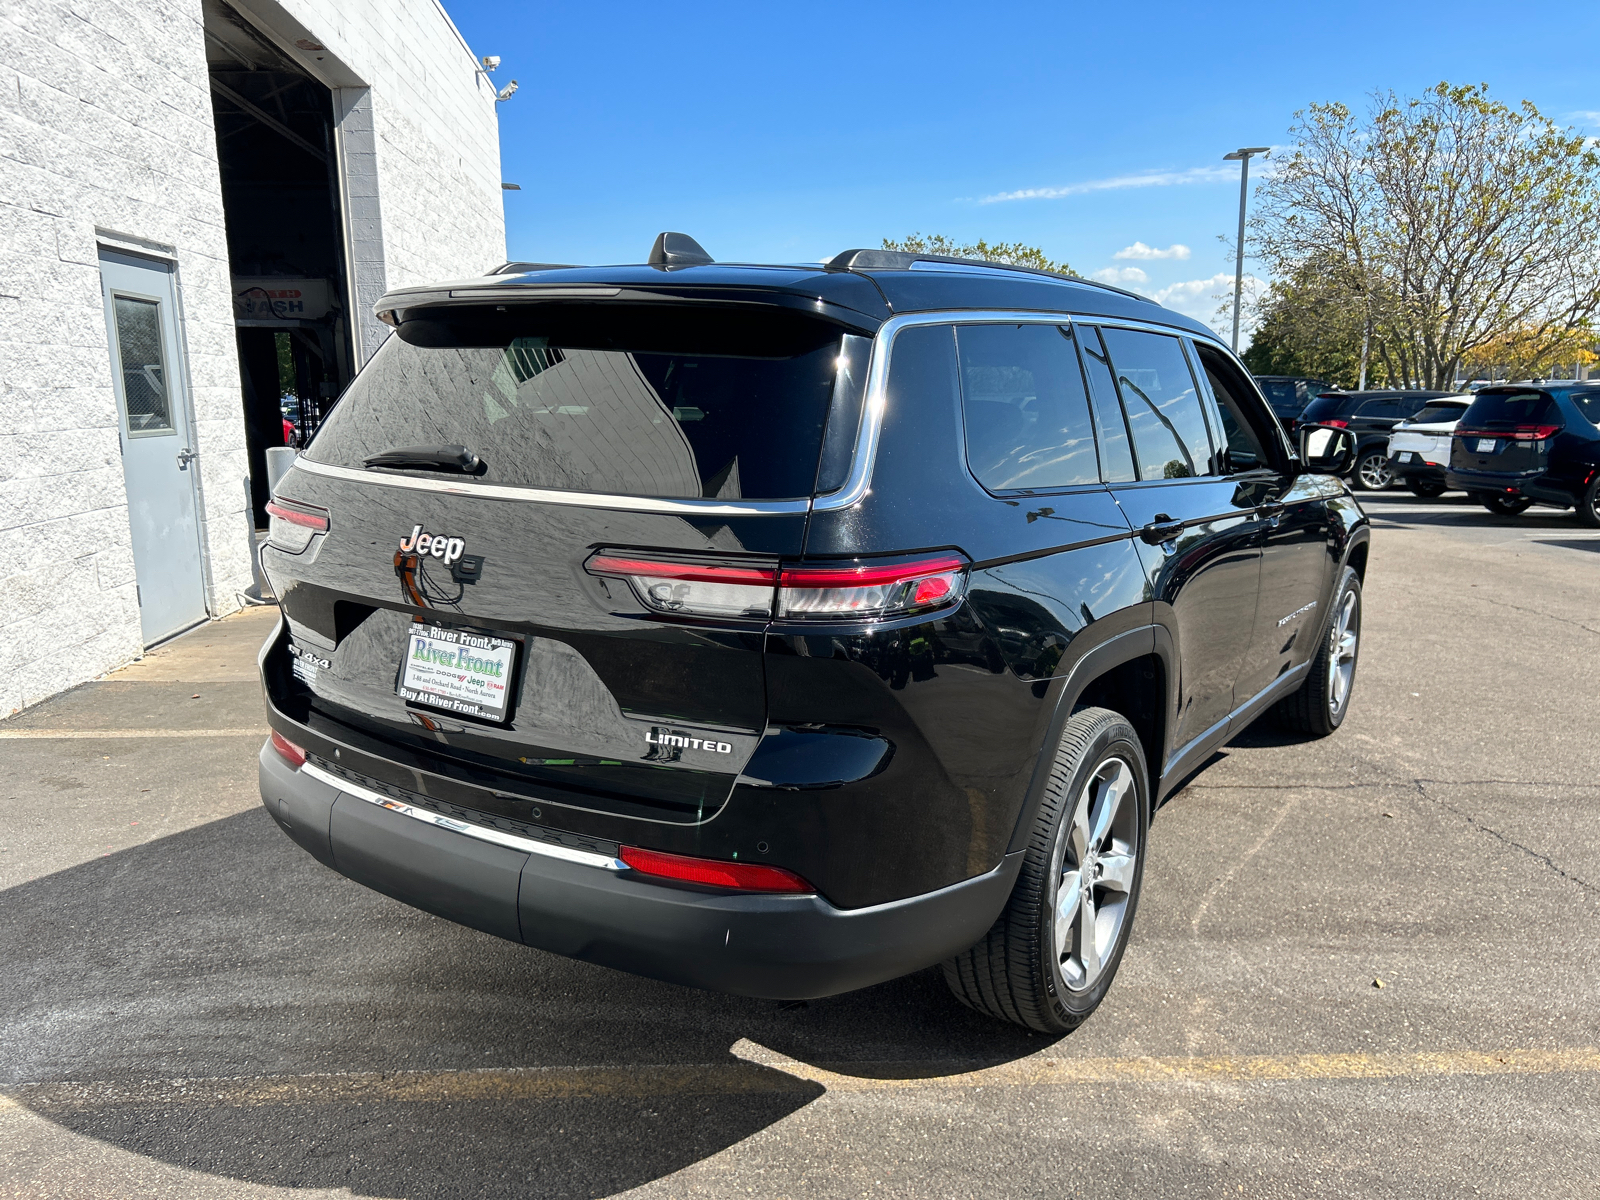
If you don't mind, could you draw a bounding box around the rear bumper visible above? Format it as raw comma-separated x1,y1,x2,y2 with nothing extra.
1387,456,1447,484
260,740,1021,1000
1444,468,1574,507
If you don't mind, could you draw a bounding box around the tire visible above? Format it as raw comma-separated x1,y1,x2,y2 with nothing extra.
943,707,1149,1034
1479,493,1533,517
1577,479,1600,529
1354,451,1394,491
1407,479,1446,499
1273,567,1362,738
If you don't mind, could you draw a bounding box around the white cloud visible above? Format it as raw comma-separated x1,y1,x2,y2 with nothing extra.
1092,266,1149,285
1113,241,1191,261
1149,272,1265,336
979,165,1237,204
1569,110,1600,123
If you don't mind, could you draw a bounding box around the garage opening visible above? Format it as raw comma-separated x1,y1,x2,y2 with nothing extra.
204,0,355,526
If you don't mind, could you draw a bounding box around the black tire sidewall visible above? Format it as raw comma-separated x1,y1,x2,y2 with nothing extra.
1578,479,1600,529
1035,718,1150,1026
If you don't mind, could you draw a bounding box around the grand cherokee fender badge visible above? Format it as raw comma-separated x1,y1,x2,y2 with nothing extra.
647,727,733,755
1277,600,1318,627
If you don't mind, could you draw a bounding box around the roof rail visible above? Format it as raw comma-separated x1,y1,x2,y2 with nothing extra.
824,248,1154,303
489,261,581,275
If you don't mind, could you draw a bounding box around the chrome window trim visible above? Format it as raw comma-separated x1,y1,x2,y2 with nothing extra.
302,760,626,870
290,308,1217,517
287,456,813,515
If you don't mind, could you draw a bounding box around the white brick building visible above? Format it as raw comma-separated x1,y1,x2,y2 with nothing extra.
0,0,507,717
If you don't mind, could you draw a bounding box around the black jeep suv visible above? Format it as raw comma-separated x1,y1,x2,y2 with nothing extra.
257,235,1370,1033
1445,383,1600,522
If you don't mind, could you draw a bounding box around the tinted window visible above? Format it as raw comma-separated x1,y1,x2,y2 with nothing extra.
1299,396,1348,423
1569,390,1600,426
1462,391,1560,427
307,305,846,500
1410,402,1468,425
1261,381,1298,412
956,324,1099,491
1076,326,1137,482
1355,398,1405,419
1300,380,1335,401
1099,328,1212,479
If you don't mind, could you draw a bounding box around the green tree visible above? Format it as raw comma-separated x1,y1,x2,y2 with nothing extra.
1241,256,1382,388
1254,83,1600,389
882,234,1076,277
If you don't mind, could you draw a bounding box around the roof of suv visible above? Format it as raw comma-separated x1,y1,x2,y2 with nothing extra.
376,253,1221,344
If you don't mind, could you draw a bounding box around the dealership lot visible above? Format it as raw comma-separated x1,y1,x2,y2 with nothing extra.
2,492,1597,1200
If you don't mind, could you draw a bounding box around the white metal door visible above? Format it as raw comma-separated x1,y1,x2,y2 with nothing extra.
99,249,209,644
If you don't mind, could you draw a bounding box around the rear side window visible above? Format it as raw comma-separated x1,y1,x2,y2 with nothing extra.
1099,327,1212,479
955,324,1099,492
1462,391,1560,427
1077,326,1137,482
1570,390,1600,426
1356,398,1406,419
306,305,852,500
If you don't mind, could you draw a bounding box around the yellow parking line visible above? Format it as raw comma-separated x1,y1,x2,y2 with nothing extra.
0,729,264,739
8,1046,1598,1112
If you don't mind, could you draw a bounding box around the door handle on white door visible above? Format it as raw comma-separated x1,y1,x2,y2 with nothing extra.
176,447,198,470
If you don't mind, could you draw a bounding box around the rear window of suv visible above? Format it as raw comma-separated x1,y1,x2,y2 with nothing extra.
1410,402,1468,424
305,304,865,501
1460,391,1560,427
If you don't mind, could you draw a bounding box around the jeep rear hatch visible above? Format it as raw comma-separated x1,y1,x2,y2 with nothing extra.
264,299,871,825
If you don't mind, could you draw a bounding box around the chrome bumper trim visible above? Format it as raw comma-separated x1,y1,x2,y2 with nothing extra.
301,761,625,870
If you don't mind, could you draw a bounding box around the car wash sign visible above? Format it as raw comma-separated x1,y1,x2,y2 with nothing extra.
232,278,333,321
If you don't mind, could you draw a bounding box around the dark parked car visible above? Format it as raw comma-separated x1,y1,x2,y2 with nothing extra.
257,234,1370,1034
1254,375,1338,428
1296,389,1462,491
1446,383,1600,523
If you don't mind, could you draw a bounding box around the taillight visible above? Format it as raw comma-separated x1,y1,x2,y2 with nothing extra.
265,499,329,554
585,552,969,622
619,845,814,894
777,555,967,620
585,555,778,618
270,730,306,768
1320,419,1349,428
1456,425,1559,441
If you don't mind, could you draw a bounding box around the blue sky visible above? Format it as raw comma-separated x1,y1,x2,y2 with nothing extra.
446,0,1600,339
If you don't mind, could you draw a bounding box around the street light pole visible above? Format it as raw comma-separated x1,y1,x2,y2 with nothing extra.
1223,146,1270,353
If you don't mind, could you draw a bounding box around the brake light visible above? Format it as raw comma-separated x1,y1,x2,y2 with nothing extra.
777,555,967,620
585,552,969,622
265,499,329,554
269,730,306,768
1319,419,1349,428
619,846,814,893
1456,425,1559,441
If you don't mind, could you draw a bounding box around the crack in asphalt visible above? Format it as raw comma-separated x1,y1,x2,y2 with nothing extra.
1471,596,1600,637
1411,778,1600,898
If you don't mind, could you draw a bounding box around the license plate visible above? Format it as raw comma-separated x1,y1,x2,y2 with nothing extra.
1476,438,1498,453
1399,452,1414,463
397,625,517,722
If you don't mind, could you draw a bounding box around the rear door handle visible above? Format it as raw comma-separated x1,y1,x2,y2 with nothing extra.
1139,516,1185,545
1258,502,1285,526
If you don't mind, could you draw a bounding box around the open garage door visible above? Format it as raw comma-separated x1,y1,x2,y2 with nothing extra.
204,0,355,527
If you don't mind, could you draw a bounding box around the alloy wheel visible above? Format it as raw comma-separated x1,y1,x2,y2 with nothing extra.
1054,756,1138,991
1327,590,1359,715
1357,454,1393,490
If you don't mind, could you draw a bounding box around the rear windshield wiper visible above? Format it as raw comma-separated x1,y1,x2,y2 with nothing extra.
363,445,485,475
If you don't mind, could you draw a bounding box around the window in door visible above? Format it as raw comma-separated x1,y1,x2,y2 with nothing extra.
112,294,175,436
1075,325,1137,482
1098,327,1213,479
1355,398,1405,420
955,323,1100,491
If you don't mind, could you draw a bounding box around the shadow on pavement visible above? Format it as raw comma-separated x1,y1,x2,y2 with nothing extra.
1,807,1049,1199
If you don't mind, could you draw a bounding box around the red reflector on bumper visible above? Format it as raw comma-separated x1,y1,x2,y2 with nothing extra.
620,846,814,894
270,730,306,769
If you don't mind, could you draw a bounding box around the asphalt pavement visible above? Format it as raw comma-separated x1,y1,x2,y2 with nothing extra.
2,490,1597,1199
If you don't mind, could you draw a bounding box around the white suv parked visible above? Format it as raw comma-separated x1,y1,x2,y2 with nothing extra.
1386,397,1471,497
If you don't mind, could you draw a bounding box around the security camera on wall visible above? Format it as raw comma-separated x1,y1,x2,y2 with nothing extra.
480,55,500,71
